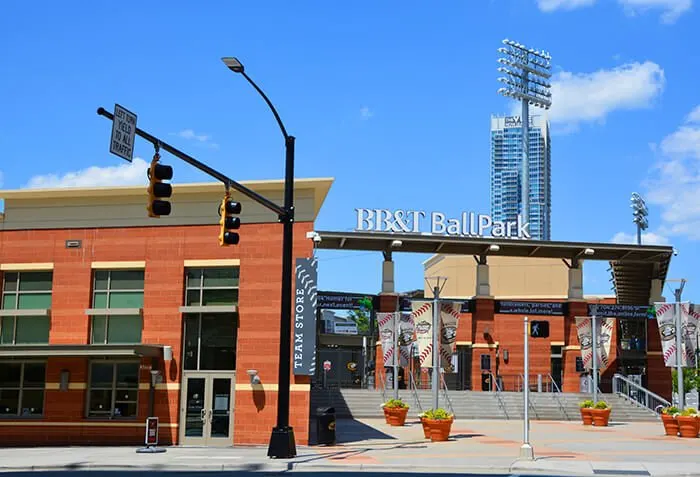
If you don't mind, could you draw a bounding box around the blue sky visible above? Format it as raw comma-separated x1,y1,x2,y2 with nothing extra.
1,0,698,302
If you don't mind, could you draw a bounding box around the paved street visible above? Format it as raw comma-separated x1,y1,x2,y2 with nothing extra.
1,418,699,476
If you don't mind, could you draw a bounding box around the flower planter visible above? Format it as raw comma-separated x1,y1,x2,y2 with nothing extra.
677,416,699,438
420,417,431,439
383,406,408,426
425,417,453,442
590,408,611,427
661,414,679,437
580,408,593,426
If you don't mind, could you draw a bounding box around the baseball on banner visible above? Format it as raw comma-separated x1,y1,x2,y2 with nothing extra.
655,303,678,367
411,301,434,367
377,312,397,366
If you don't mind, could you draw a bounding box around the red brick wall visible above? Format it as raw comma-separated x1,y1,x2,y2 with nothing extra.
0,222,313,447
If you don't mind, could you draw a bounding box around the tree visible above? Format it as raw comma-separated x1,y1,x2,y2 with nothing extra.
347,308,370,334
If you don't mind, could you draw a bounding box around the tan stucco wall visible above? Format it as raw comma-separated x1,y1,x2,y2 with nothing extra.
424,255,569,299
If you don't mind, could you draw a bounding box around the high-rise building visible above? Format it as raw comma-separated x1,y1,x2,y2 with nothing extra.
490,114,551,240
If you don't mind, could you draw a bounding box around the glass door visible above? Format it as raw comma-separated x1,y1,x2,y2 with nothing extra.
180,372,234,446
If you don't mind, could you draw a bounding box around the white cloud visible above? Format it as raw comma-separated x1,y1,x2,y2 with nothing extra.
686,105,700,123
643,104,700,240
541,62,665,129
618,0,692,24
24,158,149,189
360,106,374,120
611,231,670,245
537,0,596,11
172,129,219,149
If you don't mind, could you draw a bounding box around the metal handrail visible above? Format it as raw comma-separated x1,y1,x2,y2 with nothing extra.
487,371,509,419
378,371,388,403
440,372,455,417
409,371,423,413
546,373,571,420
612,373,670,415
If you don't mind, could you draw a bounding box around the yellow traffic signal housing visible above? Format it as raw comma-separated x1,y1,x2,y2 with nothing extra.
219,196,242,246
147,157,173,218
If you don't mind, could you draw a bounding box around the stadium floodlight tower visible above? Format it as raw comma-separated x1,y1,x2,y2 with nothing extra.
631,192,649,245
497,39,552,230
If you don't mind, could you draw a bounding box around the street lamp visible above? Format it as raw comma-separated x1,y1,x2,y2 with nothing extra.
630,192,649,245
222,56,297,459
497,39,552,229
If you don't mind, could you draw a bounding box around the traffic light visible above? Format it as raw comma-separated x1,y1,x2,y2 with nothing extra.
219,194,241,246
530,320,550,338
147,152,173,218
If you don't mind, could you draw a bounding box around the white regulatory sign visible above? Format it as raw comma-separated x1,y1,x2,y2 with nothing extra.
110,104,137,162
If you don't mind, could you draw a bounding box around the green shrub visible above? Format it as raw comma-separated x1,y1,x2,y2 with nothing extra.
662,406,680,415
382,398,408,409
594,400,610,410
680,408,697,417
422,408,453,420
579,400,594,409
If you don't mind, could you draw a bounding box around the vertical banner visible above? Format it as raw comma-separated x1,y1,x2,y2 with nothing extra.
412,301,434,367
575,316,614,370
439,302,461,373
655,302,678,367
682,303,699,368
377,312,396,366
398,311,416,367
293,258,318,376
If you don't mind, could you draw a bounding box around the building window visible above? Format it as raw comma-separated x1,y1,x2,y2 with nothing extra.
183,313,237,371
619,319,646,351
90,271,144,344
1,272,52,345
87,361,139,418
185,268,239,306
0,362,46,417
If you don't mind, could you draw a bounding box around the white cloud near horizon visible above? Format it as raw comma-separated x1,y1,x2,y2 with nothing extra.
536,0,692,22
24,158,149,189
611,231,670,245
643,104,700,240
536,0,596,11
360,106,374,120
172,129,219,149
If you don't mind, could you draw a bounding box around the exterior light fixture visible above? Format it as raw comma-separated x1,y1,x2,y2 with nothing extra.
584,248,595,256
489,244,501,252
630,192,649,245
221,57,244,73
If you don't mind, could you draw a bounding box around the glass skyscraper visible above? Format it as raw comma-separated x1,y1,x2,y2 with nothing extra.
490,115,551,240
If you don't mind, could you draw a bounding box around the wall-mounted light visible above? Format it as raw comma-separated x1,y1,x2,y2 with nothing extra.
163,346,173,361
489,244,500,252
247,369,261,385
503,350,510,362
391,240,403,248
60,370,70,392
584,248,595,256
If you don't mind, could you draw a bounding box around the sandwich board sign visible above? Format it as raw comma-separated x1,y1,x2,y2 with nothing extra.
110,104,137,162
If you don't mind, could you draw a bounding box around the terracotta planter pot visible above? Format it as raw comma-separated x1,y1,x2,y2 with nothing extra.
424,417,453,442
661,413,679,436
677,416,699,438
580,408,593,425
383,406,408,426
590,408,611,427
420,417,431,439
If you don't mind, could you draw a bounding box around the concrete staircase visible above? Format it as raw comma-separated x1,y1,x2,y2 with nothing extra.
310,389,659,422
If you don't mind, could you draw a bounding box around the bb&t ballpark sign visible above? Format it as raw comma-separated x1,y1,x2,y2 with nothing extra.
355,209,530,239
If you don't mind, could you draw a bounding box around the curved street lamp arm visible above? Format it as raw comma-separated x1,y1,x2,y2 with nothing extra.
240,71,289,141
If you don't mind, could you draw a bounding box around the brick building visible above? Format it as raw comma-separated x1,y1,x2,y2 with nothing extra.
0,178,332,447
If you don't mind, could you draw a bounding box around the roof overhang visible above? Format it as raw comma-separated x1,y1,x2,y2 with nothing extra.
0,344,167,358
313,230,674,305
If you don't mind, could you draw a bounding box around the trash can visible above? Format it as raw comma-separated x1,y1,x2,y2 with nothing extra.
316,407,336,445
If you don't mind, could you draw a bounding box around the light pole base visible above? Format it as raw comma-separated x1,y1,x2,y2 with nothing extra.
519,443,534,460
267,426,297,459
136,446,166,454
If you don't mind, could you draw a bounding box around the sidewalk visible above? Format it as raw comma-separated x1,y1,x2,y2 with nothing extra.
1,419,699,476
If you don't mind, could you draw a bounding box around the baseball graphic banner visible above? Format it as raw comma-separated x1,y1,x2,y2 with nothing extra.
575,316,614,370
397,311,415,367
439,302,461,373
293,257,318,376
411,301,434,367
655,302,678,367
377,312,396,366
682,303,699,368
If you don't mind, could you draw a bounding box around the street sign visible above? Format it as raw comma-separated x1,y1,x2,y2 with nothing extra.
530,320,550,338
145,416,159,446
323,360,331,371
110,104,137,162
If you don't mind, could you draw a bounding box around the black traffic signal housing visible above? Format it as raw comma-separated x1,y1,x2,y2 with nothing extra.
530,320,550,338
147,154,173,218
219,196,242,246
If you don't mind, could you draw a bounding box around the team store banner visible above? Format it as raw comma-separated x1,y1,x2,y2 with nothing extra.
655,302,699,368
575,316,614,370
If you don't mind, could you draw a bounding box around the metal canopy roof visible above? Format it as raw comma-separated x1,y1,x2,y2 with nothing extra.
313,231,673,305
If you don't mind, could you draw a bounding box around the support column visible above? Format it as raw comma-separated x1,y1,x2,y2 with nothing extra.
563,300,588,393
567,262,584,301
475,256,492,298
471,298,496,391
382,251,395,294
647,265,670,400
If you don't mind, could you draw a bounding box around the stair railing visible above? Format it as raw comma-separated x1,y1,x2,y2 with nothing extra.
440,372,455,418
612,373,670,416
487,371,509,419
378,371,388,403
546,373,570,420
409,370,423,413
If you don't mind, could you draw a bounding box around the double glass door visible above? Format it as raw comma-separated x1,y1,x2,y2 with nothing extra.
180,372,235,446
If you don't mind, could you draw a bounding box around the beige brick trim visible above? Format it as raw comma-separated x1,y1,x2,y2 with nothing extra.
138,382,181,391
1,263,54,271
563,345,581,351
45,383,87,390
92,261,146,269
456,341,473,346
472,342,499,349
236,383,310,392
550,341,566,346
184,259,240,267
0,421,178,428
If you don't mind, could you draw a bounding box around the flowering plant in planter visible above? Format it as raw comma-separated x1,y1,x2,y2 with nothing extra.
590,400,612,427
381,399,409,426
421,408,454,442
677,408,699,438
661,406,680,437
579,400,594,426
